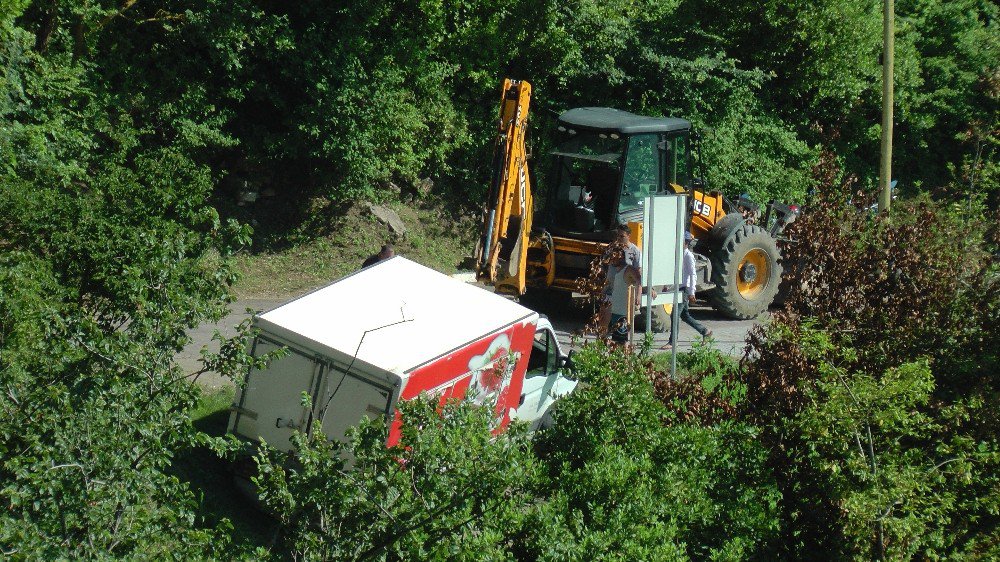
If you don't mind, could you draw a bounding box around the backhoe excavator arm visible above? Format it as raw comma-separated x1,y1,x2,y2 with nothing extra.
475,79,533,295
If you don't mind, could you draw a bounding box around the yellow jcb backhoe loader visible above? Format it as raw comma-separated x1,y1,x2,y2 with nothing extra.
475,79,799,320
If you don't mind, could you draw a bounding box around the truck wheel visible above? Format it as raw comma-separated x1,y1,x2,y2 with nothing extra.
708,224,782,320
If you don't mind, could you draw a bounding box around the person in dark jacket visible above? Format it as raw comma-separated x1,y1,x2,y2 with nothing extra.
362,244,394,268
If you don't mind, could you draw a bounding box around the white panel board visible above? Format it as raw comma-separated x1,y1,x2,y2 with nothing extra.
641,194,687,307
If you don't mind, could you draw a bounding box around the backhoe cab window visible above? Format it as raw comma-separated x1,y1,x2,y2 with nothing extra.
548,132,625,233
618,134,659,212
616,132,690,213
671,135,690,187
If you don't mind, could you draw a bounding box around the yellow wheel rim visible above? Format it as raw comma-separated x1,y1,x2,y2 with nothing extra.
736,248,770,299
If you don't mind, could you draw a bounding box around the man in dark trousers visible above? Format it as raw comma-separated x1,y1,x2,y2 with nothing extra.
362,244,394,268
666,232,712,348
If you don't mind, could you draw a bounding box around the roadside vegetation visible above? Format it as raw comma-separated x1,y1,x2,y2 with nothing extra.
230,196,478,299
1,0,997,558
249,191,999,560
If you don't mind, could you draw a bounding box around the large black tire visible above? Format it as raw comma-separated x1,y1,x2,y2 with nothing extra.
704,213,745,245
695,214,747,301
708,224,782,320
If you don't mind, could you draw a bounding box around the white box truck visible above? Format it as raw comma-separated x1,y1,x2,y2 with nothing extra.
227,256,575,452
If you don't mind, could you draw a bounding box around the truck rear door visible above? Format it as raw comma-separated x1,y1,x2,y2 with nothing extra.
316,368,393,444
230,337,323,450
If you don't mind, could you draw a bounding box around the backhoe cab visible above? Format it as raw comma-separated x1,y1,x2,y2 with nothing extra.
544,108,692,236
477,79,796,320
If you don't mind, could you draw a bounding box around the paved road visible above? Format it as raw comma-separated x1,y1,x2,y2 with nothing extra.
177,299,283,389
178,288,761,389
544,299,761,357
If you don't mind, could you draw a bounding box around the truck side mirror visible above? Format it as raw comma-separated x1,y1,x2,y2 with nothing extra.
560,350,576,373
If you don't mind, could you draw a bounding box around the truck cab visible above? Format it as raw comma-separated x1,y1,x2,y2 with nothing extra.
513,316,576,430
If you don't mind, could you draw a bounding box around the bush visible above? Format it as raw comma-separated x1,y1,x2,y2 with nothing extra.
742,192,1000,558
652,341,747,426
528,343,781,560
253,396,538,561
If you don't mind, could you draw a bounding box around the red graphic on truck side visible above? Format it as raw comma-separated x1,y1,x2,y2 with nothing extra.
386,320,535,446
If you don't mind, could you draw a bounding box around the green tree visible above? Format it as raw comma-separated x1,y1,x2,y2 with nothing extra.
894,0,999,194
1,2,254,556
743,194,1000,558
520,0,816,204
254,396,538,560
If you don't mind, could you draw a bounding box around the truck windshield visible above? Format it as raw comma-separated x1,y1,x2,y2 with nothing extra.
547,132,626,233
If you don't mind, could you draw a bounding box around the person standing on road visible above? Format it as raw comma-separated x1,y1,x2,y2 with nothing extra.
362,244,395,269
604,225,641,343
667,232,712,347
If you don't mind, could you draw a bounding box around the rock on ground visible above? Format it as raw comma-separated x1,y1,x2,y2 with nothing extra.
367,203,407,238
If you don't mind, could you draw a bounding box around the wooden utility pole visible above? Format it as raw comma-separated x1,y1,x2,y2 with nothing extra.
878,0,895,214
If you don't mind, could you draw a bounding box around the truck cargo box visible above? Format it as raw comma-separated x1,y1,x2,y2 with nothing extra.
228,256,548,451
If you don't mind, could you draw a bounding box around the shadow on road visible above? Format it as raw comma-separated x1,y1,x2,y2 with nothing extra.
517,289,762,357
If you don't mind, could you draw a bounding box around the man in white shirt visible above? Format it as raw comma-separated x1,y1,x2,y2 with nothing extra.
667,232,712,346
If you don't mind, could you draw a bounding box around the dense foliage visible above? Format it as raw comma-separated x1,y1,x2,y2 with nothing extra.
8,0,995,209
255,397,539,560
525,344,780,560
2,0,997,558
255,343,782,560
1,1,255,556
742,189,1000,558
